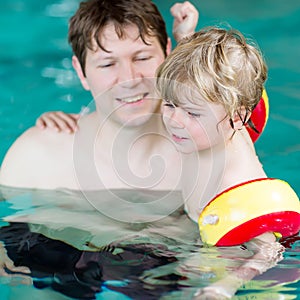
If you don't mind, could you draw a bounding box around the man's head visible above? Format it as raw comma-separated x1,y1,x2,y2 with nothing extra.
69,0,169,76
69,0,171,126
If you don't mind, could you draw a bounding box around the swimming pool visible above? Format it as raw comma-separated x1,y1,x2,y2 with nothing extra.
0,0,300,299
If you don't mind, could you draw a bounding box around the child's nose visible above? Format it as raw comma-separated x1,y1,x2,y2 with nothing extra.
168,107,186,128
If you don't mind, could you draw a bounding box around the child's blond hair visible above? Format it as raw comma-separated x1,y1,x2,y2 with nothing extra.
156,26,267,122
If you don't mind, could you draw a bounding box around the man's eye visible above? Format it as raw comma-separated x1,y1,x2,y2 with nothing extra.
135,56,151,61
97,63,114,68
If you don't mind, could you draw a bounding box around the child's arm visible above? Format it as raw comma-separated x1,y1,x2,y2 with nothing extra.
193,232,284,299
171,1,199,42
36,111,80,133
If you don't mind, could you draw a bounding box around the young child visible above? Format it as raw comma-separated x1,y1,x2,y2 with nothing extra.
155,26,300,246
155,25,300,298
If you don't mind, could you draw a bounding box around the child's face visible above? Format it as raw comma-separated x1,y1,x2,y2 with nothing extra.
162,97,234,154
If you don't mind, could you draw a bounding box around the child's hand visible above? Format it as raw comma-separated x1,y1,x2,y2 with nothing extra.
171,1,199,42
36,111,80,133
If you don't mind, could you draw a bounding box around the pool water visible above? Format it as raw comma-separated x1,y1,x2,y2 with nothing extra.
1,187,300,300
0,0,300,299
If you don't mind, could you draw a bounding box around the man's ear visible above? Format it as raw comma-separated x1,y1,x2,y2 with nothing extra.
232,106,251,130
166,37,172,56
72,55,90,91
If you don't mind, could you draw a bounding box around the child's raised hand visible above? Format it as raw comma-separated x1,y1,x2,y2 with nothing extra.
36,111,80,133
171,1,199,42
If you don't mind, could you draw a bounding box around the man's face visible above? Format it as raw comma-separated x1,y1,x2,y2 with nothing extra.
73,23,168,127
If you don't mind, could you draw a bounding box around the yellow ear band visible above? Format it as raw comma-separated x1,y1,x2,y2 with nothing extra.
198,178,300,246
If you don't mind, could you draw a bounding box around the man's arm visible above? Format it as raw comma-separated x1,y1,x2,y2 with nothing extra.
0,126,74,190
1,127,40,188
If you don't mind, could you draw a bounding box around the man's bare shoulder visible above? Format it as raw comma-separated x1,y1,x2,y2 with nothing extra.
0,126,75,189
4,126,74,157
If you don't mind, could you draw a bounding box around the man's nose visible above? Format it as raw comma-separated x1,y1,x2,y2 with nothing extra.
118,62,142,88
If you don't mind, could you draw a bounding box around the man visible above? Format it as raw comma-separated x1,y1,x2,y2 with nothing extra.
0,0,199,192
0,0,199,283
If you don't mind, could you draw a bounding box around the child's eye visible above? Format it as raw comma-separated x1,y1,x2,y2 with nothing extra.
164,103,175,108
188,112,201,117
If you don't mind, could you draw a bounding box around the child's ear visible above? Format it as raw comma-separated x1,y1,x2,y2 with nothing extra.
232,106,251,130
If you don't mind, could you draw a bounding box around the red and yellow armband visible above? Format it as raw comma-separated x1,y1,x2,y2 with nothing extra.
246,89,269,143
198,178,300,246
